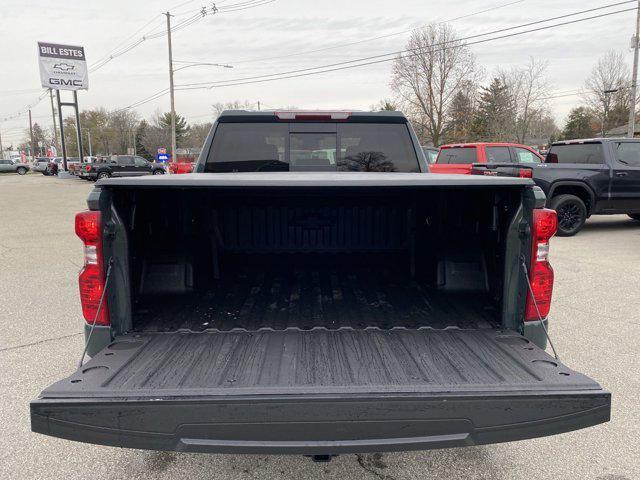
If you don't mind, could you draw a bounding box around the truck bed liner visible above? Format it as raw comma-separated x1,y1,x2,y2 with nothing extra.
133,257,498,331
41,329,600,398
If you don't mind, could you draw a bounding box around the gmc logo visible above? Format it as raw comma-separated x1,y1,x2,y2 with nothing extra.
49,78,83,86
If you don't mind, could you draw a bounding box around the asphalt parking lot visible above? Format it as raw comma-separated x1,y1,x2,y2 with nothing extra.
1,173,638,480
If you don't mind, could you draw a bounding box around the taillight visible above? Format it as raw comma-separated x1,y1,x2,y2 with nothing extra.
525,208,557,321
75,211,109,326
518,168,533,178
85,165,91,172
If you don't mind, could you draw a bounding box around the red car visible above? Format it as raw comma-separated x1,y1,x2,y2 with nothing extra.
430,142,543,175
168,161,194,174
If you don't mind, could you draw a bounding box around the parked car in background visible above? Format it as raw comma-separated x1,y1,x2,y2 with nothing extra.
79,155,166,180
0,159,30,175
168,161,195,174
422,146,439,164
66,157,81,175
431,142,543,174
32,157,54,174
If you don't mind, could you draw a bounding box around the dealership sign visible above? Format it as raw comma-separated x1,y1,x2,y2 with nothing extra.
37,42,88,90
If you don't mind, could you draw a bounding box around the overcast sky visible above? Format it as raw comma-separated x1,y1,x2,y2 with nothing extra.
1,0,638,145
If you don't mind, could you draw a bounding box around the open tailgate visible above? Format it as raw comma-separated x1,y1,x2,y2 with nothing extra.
31,328,610,454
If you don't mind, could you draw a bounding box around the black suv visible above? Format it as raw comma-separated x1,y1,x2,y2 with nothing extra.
79,155,165,180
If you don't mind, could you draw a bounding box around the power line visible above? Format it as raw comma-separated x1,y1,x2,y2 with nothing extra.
112,88,170,113
110,2,634,113
226,0,528,66
176,3,637,90
88,0,277,74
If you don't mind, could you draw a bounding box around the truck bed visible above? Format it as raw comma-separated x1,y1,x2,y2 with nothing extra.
133,256,498,332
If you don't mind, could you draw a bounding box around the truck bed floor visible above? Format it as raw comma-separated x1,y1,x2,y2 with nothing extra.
133,256,499,331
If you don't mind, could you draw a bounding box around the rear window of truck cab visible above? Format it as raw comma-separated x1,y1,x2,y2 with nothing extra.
437,146,477,164
547,142,605,164
205,122,420,172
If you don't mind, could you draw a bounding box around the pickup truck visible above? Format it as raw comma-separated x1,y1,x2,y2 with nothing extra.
471,138,640,236
79,155,166,180
31,111,610,458
430,142,543,175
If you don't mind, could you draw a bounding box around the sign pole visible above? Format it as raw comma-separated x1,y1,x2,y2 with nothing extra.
56,89,68,169
73,90,84,165
49,89,59,148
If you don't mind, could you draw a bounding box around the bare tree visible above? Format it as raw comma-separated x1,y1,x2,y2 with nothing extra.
212,100,257,118
500,57,551,143
108,109,139,154
391,23,480,146
185,122,213,149
583,50,631,135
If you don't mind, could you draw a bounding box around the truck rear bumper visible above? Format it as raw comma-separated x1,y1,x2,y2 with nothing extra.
31,390,610,455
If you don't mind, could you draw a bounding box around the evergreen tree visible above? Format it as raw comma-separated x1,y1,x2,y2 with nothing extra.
159,112,190,147
471,77,514,141
445,89,475,143
561,107,596,140
135,120,153,160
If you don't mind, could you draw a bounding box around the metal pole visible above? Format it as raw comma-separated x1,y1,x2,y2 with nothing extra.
28,109,35,162
56,89,68,168
49,88,58,148
87,130,92,157
165,12,177,162
73,90,84,167
628,0,640,138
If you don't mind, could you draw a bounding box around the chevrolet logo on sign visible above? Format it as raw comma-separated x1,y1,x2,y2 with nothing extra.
38,42,88,91
53,63,75,71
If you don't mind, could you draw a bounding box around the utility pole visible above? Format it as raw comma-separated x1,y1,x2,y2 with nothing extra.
165,11,177,163
628,0,640,138
49,88,58,148
28,109,36,161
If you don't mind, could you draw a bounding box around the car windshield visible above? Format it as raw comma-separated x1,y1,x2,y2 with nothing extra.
205,122,420,172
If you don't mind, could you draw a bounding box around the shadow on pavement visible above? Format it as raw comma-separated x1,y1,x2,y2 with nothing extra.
582,218,639,233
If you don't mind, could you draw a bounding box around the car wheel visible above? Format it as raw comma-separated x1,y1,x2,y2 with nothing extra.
17,167,27,175
97,171,111,180
628,214,640,222
153,169,165,175
550,194,587,237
